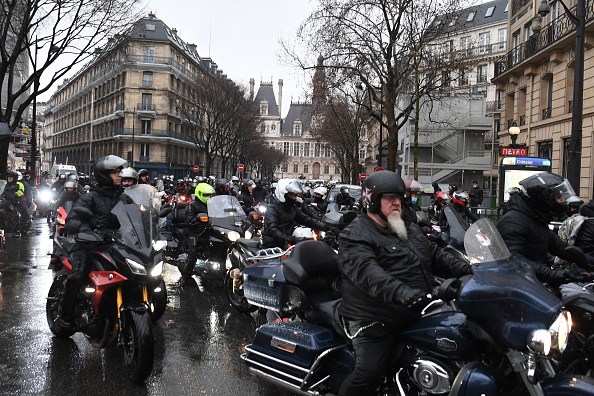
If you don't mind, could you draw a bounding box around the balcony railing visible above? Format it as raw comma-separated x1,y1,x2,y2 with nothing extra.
486,100,502,112
542,107,552,120
114,128,198,144
519,115,527,126
495,2,594,77
137,103,156,112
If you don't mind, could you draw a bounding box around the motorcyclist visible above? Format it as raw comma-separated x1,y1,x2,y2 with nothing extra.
440,191,478,226
4,169,30,233
50,173,67,194
180,182,216,284
237,180,256,214
337,170,472,395
261,179,340,249
137,169,149,185
496,172,592,285
59,155,131,329
230,176,240,196
336,186,355,209
121,167,138,189
215,179,231,195
402,180,423,225
21,171,34,208
309,186,328,217
251,178,267,205
55,180,81,210
265,182,277,205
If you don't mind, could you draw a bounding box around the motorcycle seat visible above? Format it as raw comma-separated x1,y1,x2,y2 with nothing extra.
237,238,260,250
282,240,339,287
305,298,348,341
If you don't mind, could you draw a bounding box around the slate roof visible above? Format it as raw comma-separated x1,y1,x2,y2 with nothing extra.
253,82,280,117
281,102,313,136
437,0,508,33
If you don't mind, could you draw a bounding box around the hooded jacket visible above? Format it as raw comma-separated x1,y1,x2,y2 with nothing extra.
575,201,594,256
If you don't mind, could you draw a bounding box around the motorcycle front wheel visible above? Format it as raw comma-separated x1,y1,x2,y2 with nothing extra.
46,277,76,338
122,310,154,383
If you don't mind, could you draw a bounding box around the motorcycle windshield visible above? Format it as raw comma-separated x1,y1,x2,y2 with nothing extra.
443,206,469,251
459,218,562,350
111,185,161,257
207,195,247,229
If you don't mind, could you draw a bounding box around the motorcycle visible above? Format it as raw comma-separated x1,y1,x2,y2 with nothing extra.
0,180,21,236
224,210,355,314
45,184,168,383
239,218,594,395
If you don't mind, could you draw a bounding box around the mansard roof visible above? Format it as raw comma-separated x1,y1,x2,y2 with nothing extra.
254,82,280,117
281,102,312,135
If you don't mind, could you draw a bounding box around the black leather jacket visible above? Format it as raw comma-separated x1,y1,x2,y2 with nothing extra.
187,198,209,233
496,193,572,281
262,196,330,248
66,185,129,234
338,213,471,327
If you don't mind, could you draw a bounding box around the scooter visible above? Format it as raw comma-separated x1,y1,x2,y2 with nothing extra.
240,218,594,395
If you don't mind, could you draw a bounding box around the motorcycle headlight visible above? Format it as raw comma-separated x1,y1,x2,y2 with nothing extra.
527,329,552,355
39,190,53,202
152,240,168,251
150,261,163,277
258,206,266,214
549,310,572,353
227,231,241,242
126,258,148,275
244,229,253,240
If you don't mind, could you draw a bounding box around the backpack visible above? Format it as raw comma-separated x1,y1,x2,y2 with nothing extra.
558,214,593,245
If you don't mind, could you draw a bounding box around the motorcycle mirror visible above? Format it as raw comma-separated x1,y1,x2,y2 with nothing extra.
72,207,94,220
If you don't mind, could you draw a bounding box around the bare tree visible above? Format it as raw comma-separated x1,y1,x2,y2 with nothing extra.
177,78,261,177
0,0,145,176
282,0,472,172
310,88,368,184
244,144,286,181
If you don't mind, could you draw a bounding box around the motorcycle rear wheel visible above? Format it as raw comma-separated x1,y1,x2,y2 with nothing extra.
149,280,167,322
224,269,257,313
122,310,154,383
46,277,76,338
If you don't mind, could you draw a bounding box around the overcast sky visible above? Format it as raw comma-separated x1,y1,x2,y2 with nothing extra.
148,0,317,116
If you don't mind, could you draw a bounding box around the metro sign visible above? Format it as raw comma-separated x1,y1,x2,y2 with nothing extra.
500,146,528,157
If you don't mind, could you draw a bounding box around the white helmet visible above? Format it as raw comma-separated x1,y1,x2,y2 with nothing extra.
314,186,327,198
231,176,239,182
274,179,304,203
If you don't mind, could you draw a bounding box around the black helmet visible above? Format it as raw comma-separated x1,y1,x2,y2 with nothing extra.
340,186,350,194
6,169,18,180
138,169,148,177
93,155,127,187
361,171,406,214
519,172,577,218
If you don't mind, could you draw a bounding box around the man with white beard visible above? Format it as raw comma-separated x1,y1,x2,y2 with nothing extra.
337,170,472,396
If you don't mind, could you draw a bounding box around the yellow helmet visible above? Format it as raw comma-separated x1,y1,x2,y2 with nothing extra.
195,182,215,204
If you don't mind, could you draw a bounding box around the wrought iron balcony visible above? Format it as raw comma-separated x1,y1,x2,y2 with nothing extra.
486,101,502,112
542,107,552,120
495,2,594,77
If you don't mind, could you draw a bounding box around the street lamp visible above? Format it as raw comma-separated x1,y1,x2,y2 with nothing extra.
538,0,584,192
509,121,521,148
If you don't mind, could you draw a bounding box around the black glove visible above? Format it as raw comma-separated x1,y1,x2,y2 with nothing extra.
567,271,594,283
328,227,341,237
396,285,432,309
285,235,299,246
78,223,91,233
548,269,571,286
459,263,474,276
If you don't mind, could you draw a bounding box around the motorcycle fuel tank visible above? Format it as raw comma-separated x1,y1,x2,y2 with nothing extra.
399,311,485,360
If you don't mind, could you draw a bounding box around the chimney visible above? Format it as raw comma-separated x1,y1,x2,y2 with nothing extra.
171,28,177,36
188,43,197,53
278,79,283,117
249,78,255,101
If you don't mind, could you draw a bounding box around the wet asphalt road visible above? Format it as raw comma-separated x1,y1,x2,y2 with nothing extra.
0,218,294,395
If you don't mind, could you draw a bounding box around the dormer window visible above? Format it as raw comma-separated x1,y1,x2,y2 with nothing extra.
294,122,302,135
485,6,495,17
260,101,268,115
467,11,475,22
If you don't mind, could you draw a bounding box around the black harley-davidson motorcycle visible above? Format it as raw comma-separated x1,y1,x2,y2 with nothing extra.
239,218,594,395
46,184,168,382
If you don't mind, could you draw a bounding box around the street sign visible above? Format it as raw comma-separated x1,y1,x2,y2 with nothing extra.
375,166,385,172
360,173,367,181
193,165,199,173
500,146,528,157
237,163,244,171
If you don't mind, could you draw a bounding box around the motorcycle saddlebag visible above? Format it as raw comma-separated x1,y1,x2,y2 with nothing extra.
243,321,341,390
242,262,288,312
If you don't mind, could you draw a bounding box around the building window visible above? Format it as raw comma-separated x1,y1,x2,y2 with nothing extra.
145,23,155,31
282,163,288,172
261,124,265,134
359,148,365,161
141,120,151,135
498,28,507,50
140,143,150,160
303,142,310,157
260,102,268,115
292,142,299,156
314,143,320,157
142,72,153,87
143,45,155,63
467,11,475,22
324,145,331,157
479,32,491,53
562,138,571,179
293,163,299,173
141,93,152,110
335,166,340,175
459,68,468,86
485,6,495,17
303,164,309,174
271,124,276,131
294,122,302,135
478,65,488,83
460,36,471,54
283,142,290,155
324,165,329,174
538,140,553,159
